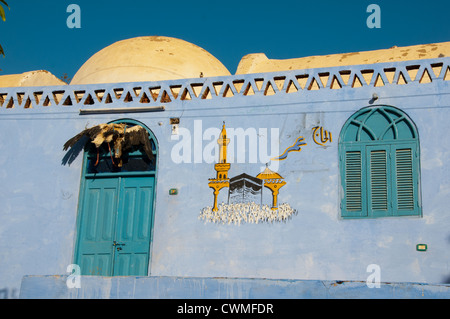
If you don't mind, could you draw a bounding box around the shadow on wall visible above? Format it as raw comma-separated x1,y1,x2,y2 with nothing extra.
61,135,88,166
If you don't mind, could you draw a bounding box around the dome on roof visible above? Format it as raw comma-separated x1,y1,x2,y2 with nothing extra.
0,70,66,88
70,36,231,85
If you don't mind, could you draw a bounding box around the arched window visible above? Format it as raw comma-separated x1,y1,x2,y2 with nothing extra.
339,105,421,219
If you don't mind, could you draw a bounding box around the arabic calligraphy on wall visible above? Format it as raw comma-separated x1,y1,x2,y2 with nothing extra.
312,126,332,146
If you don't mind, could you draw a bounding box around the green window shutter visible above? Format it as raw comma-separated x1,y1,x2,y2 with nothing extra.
369,149,389,212
395,148,414,211
366,145,392,217
341,147,366,218
392,142,421,216
345,151,363,211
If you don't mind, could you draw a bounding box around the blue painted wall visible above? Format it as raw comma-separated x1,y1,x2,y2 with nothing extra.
19,275,450,299
0,58,449,298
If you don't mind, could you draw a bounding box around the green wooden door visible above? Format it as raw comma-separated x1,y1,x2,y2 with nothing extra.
76,175,155,276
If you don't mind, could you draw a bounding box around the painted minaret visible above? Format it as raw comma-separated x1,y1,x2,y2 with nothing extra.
208,122,231,211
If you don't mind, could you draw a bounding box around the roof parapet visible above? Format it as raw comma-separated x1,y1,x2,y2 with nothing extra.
0,57,448,111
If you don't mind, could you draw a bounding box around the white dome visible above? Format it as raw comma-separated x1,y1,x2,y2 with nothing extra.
70,36,231,85
0,70,66,87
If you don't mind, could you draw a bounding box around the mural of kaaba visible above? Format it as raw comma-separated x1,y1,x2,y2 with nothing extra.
201,122,296,225
228,173,263,205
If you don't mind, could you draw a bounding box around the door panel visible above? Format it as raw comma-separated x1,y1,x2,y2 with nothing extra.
80,254,114,276
114,253,149,276
77,178,118,276
114,176,155,276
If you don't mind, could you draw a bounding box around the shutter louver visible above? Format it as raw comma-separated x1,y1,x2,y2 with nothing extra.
345,151,362,211
396,148,415,210
370,150,388,211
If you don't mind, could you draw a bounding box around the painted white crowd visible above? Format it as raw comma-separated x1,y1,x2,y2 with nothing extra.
199,202,297,225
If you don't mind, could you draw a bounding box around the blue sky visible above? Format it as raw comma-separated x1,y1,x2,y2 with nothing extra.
0,0,449,81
